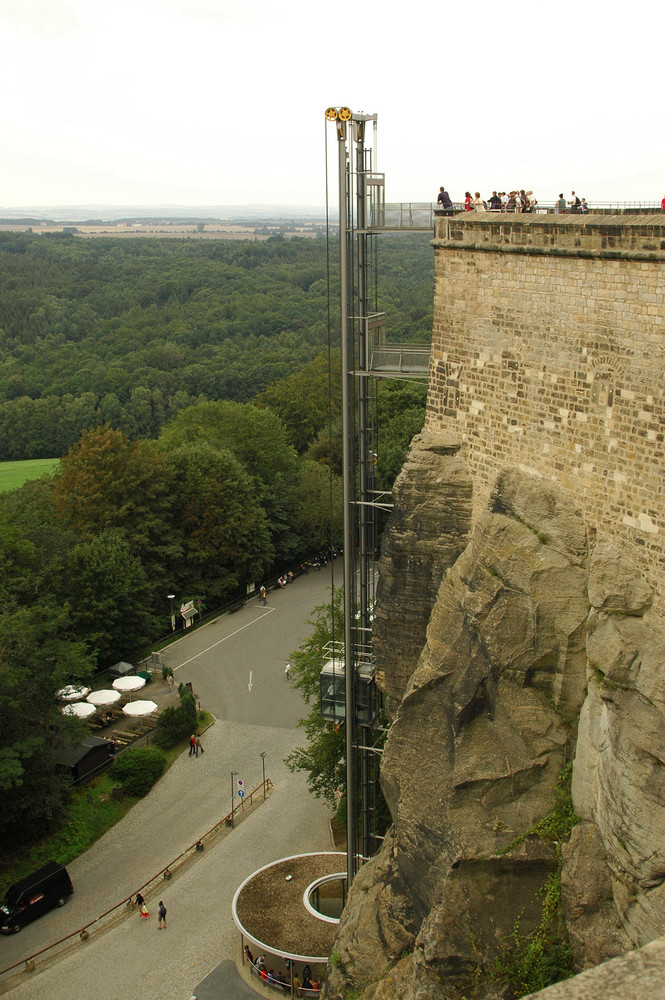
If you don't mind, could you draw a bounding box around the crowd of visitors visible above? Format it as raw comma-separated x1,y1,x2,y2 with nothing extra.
244,947,322,995
438,186,590,213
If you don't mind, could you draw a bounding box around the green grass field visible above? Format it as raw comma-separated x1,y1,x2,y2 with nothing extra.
0,458,60,492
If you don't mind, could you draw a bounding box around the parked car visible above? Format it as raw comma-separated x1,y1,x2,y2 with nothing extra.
0,862,73,934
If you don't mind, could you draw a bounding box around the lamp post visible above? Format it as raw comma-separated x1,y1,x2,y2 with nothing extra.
260,751,266,798
167,594,175,632
231,770,238,828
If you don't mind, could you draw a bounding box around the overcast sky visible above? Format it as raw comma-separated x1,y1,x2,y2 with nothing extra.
1,0,663,211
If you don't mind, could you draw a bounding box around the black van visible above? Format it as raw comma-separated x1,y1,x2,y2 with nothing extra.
0,862,73,934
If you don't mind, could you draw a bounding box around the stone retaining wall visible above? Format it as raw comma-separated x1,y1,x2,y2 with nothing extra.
427,214,665,607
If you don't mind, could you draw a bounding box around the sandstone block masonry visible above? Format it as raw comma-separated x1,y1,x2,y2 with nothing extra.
428,214,665,608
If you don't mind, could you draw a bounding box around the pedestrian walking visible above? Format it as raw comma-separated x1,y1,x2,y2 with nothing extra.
260,585,267,606
196,735,204,756
157,900,167,929
189,734,196,756
285,661,291,680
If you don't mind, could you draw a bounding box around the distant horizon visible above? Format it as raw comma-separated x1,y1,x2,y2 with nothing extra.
0,204,330,223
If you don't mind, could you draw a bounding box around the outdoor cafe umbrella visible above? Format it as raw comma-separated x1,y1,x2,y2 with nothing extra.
61,701,96,719
112,675,147,699
57,684,92,702
86,689,122,707
122,700,158,717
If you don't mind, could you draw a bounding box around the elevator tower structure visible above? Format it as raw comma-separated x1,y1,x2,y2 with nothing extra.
323,106,432,889
325,107,387,889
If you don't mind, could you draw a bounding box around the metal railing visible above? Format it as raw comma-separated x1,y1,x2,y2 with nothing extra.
368,343,430,376
368,202,437,230
0,777,272,982
436,201,663,217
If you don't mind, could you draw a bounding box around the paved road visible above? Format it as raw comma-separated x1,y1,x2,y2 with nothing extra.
161,569,341,725
0,569,342,1000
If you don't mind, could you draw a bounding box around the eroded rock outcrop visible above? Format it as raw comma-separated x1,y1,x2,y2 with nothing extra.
325,449,665,1000
372,430,472,713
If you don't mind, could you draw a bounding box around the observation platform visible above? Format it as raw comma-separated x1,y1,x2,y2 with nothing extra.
360,201,664,233
366,202,439,231
368,341,430,378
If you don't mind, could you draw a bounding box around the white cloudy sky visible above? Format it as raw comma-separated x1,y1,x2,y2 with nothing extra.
1,0,663,209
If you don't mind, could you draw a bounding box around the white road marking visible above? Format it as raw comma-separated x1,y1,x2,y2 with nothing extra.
171,608,275,671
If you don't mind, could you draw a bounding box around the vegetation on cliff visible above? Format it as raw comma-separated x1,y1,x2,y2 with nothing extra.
492,764,578,997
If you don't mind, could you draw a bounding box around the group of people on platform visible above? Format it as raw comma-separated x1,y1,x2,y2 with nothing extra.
437,186,589,214
245,947,321,994
555,191,588,213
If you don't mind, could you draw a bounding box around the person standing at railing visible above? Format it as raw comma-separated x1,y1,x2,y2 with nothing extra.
661,195,665,211
556,193,567,214
580,198,589,214
437,186,453,210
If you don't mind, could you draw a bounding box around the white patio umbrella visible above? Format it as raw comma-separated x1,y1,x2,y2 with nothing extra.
57,684,92,702
122,700,158,717
61,701,96,718
112,676,147,697
86,689,122,707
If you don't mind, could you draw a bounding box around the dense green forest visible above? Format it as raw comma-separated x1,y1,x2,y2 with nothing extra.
0,231,432,851
0,231,433,459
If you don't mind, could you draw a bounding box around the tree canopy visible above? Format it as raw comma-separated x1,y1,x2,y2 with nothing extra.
0,232,432,460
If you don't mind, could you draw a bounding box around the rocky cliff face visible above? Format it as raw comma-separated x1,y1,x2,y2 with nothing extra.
324,434,665,1000
372,430,472,715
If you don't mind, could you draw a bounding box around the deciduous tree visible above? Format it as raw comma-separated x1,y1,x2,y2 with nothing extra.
163,443,271,602
54,425,178,599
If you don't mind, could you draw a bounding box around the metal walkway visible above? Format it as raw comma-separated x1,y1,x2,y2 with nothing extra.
367,201,437,231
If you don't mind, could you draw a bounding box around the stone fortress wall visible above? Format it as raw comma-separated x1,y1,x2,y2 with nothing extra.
427,214,665,609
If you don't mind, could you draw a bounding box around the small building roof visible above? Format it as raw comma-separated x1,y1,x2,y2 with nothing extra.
57,735,111,768
233,853,345,962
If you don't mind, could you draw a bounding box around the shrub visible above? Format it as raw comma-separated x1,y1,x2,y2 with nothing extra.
154,688,197,748
110,747,166,797
153,705,190,748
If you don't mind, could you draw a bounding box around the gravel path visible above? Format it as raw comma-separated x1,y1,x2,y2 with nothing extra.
1,720,332,1000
